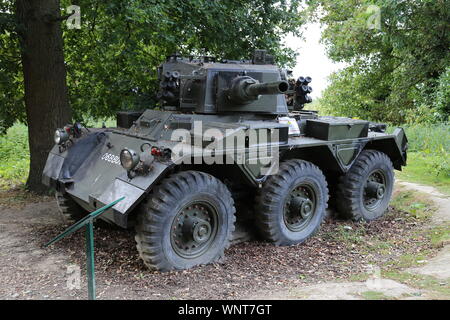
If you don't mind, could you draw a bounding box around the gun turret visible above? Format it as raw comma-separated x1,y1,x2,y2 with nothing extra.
157,50,292,114
228,76,289,104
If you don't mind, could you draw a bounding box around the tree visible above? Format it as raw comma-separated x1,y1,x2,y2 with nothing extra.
1,0,305,192
310,0,450,123
15,0,72,193
60,0,305,121
0,0,23,132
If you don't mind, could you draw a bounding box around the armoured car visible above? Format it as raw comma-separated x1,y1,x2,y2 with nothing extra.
43,50,408,271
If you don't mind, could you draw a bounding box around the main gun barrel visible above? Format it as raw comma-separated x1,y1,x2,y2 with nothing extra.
246,81,289,96
228,76,289,104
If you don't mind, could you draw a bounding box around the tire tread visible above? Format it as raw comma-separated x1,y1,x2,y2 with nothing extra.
135,171,236,271
255,160,329,246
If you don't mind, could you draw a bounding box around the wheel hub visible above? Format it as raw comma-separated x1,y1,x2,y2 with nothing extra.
363,170,387,210
192,220,212,243
290,197,314,219
366,181,385,199
284,184,317,232
171,202,218,259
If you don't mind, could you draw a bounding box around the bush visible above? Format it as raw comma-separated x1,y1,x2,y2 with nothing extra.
403,105,444,125
320,66,449,125
403,123,449,177
0,124,29,188
435,67,450,120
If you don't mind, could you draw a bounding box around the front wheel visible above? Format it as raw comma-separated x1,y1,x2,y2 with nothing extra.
336,150,394,221
255,160,329,246
135,171,236,271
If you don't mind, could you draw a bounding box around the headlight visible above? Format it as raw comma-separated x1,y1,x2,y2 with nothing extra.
120,149,140,170
54,129,69,145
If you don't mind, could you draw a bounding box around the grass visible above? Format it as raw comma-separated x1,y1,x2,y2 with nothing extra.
394,123,450,195
428,223,450,248
0,123,30,189
322,223,367,245
323,189,434,251
390,190,435,221
359,290,390,300
340,189,449,299
401,123,449,155
397,152,450,195
343,268,449,299
382,271,450,299
84,117,117,128
386,252,434,269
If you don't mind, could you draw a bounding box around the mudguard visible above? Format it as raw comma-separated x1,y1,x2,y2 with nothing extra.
42,131,173,228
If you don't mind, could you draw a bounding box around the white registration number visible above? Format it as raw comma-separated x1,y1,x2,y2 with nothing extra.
101,153,121,165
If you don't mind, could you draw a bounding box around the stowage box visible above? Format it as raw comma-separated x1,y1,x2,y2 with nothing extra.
306,117,369,141
117,111,144,129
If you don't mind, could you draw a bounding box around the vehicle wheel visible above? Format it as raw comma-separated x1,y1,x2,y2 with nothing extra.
336,150,394,222
255,160,329,246
324,174,340,219
55,192,88,223
135,171,236,271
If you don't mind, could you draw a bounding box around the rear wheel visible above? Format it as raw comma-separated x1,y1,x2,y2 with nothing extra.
336,150,394,221
55,192,88,223
135,171,236,271
255,160,329,246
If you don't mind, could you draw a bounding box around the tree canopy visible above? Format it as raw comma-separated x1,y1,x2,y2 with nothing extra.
311,0,450,124
0,0,305,132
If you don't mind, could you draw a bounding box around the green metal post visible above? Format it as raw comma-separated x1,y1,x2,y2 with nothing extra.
86,220,95,300
45,197,125,248
44,197,125,300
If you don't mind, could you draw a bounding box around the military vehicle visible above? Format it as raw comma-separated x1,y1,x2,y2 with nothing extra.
43,50,408,271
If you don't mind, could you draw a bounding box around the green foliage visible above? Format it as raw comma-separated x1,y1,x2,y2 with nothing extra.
0,0,305,129
0,1,24,133
403,123,449,155
404,123,449,179
0,123,29,188
398,152,450,195
319,64,397,122
314,1,450,191
395,123,450,194
435,67,450,117
312,0,450,123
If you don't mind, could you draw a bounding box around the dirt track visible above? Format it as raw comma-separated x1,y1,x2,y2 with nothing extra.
0,182,448,300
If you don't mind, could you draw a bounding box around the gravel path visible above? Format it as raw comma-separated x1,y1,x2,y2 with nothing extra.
0,182,447,300
399,181,450,280
247,180,450,300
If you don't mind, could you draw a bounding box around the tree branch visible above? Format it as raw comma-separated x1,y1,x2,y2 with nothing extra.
43,14,71,24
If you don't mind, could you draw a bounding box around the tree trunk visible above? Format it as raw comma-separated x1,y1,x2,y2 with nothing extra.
15,0,72,193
